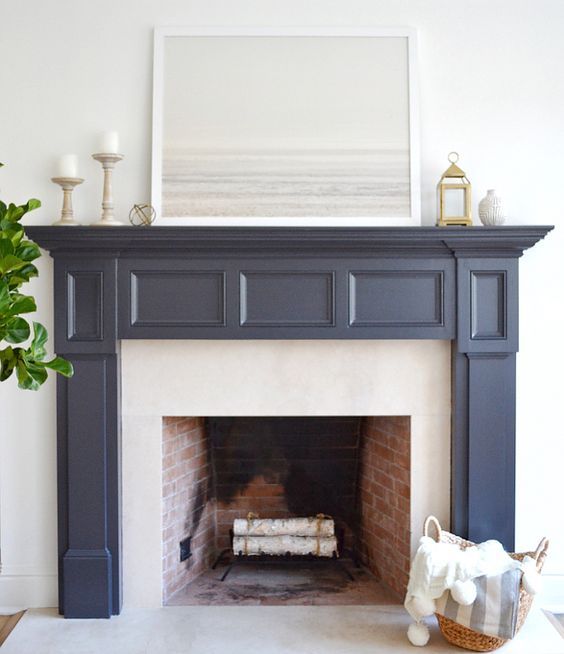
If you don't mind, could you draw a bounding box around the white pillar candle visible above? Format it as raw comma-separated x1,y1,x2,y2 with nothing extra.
56,154,78,178
99,131,119,154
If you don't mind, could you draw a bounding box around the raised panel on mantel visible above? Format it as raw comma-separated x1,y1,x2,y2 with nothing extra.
457,258,517,353
349,271,444,327
471,271,507,339
130,271,225,326
240,271,335,327
67,271,103,341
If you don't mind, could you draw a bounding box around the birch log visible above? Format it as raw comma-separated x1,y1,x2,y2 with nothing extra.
232,535,338,557
233,516,335,538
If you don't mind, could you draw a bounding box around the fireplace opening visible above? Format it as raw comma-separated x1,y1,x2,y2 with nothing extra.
162,416,410,605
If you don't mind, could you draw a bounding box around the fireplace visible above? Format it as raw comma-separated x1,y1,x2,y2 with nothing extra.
28,224,552,618
160,416,411,603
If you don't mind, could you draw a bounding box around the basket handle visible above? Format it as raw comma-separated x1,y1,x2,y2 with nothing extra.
424,515,442,542
533,537,549,571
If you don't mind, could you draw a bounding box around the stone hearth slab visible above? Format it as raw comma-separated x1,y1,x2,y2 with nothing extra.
3,606,561,653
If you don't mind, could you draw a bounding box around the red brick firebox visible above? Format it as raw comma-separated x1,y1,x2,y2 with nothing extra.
162,416,411,602
357,416,411,596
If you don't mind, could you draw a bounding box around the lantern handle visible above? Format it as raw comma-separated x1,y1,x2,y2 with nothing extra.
448,152,459,164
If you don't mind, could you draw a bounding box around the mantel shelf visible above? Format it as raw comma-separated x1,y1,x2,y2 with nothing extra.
27,224,553,257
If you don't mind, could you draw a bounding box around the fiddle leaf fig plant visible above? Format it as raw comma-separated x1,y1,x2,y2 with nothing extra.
0,167,73,389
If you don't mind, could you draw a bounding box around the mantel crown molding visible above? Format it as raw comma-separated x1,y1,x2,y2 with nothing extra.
26,225,553,257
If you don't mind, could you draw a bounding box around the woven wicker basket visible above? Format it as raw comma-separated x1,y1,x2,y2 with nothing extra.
423,516,549,652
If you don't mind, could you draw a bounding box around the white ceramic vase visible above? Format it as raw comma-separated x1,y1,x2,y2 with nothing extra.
478,189,506,225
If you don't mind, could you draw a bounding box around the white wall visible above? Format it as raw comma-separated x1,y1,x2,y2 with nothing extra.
0,0,562,608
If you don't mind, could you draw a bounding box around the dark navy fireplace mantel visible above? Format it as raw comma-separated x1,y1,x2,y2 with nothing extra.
27,225,552,619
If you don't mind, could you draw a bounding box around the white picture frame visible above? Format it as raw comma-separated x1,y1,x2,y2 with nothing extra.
151,26,420,226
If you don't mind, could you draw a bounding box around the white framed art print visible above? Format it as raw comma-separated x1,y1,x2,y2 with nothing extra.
152,27,420,226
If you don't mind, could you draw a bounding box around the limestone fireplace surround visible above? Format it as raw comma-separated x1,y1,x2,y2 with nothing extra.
121,339,451,607
27,224,552,618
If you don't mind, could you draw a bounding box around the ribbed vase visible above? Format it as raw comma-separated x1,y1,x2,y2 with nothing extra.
478,189,506,225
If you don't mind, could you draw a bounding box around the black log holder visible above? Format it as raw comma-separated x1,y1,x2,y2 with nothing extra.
211,528,356,582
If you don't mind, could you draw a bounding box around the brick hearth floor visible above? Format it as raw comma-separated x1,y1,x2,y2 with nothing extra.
167,561,398,606
2,606,562,653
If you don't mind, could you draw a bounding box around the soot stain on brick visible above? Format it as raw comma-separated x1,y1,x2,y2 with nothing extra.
183,425,214,568
208,417,361,534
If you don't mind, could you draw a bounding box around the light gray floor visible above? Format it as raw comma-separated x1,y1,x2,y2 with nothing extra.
546,612,564,639
2,606,563,654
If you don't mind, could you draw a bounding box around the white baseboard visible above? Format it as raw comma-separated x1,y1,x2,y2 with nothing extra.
539,575,564,612
0,574,57,611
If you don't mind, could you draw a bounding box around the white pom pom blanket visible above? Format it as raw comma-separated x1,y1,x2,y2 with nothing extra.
404,536,538,645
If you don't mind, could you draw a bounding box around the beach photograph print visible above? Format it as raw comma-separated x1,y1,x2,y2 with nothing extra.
160,34,413,219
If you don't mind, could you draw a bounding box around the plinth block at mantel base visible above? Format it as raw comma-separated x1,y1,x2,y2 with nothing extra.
27,225,552,618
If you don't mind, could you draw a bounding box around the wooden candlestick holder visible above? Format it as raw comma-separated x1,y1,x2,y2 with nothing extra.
51,177,84,226
91,152,124,226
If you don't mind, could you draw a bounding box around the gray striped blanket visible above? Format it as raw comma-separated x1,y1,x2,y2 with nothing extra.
435,569,522,639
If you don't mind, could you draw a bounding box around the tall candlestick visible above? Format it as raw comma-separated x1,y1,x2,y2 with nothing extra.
51,177,84,226
56,154,78,178
91,152,124,226
99,131,119,154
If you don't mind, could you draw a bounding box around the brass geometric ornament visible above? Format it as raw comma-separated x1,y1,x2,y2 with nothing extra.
129,203,156,226
437,152,472,227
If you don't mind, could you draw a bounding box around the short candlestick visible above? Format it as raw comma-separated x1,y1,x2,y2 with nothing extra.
51,177,84,226
92,153,124,226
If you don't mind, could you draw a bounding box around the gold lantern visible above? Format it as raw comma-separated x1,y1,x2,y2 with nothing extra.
437,152,472,226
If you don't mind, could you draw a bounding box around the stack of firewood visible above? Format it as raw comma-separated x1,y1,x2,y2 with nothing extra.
232,514,338,557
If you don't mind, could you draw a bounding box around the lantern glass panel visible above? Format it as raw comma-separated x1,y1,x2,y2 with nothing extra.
443,187,467,217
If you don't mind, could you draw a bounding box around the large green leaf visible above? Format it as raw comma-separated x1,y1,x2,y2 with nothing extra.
15,241,41,262
0,237,14,259
4,200,39,222
43,356,74,377
4,203,25,223
24,361,49,386
0,279,9,313
16,359,40,390
5,316,30,343
6,294,36,315
0,346,16,381
23,199,41,214
7,263,38,287
0,222,24,247
30,321,48,359
0,254,25,274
